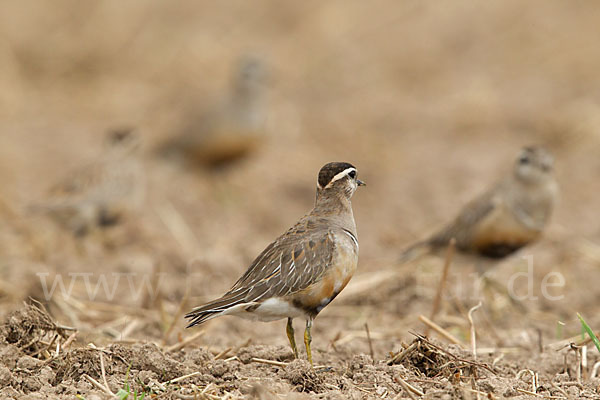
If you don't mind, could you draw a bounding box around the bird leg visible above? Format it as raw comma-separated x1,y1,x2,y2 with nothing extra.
304,319,313,366
286,317,299,359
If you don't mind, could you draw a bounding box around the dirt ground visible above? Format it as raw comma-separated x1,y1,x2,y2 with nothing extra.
2,1,600,399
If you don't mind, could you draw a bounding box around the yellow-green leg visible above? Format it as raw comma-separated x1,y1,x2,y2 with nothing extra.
304,319,313,366
286,318,299,358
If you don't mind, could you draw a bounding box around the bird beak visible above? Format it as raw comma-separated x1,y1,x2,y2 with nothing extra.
357,179,366,186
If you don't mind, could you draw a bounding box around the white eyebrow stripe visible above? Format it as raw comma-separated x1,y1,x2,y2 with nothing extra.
342,229,359,250
325,167,356,188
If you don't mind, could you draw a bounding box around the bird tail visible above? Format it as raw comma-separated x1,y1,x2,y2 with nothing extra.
184,290,249,328
398,240,433,264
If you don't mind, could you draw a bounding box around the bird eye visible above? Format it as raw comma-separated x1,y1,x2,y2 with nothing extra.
519,156,530,165
348,170,356,179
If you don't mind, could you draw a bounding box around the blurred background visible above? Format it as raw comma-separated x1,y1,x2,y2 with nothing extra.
1,0,600,354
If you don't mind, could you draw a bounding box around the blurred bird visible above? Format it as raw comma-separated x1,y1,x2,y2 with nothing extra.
33,128,144,237
186,162,365,365
401,146,558,264
158,56,268,167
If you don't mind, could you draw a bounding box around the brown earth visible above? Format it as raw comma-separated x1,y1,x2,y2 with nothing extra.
1,1,600,399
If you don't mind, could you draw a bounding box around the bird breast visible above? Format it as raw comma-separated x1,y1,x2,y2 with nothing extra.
470,202,542,255
290,229,359,317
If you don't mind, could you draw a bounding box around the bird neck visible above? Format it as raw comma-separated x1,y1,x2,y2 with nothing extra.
312,192,356,232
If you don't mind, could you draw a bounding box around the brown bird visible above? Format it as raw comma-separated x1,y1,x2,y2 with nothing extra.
159,56,268,167
186,162,365,364
33,129,144,236
401,146,558,263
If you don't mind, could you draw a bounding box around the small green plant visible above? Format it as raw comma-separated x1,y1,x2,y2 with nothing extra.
555,320,565,340
577,313,600,353
115,364,150,400
116,387,146,400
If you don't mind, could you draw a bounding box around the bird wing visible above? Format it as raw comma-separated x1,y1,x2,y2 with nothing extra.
398,185,504,262
428,188,501,249
185,219,335,326
233,229,335,298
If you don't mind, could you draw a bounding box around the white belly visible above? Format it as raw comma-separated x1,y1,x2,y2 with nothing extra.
222,297,307,322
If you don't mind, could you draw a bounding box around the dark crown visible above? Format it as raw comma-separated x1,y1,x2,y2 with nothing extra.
318,162,356,188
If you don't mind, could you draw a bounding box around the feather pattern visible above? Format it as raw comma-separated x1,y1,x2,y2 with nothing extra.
185,161,363,328
185,216,340,327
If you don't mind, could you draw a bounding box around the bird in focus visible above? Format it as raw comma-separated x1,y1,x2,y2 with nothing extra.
158,56,268,167
185,162,365,365
401,146,558,264
32,128,144,237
